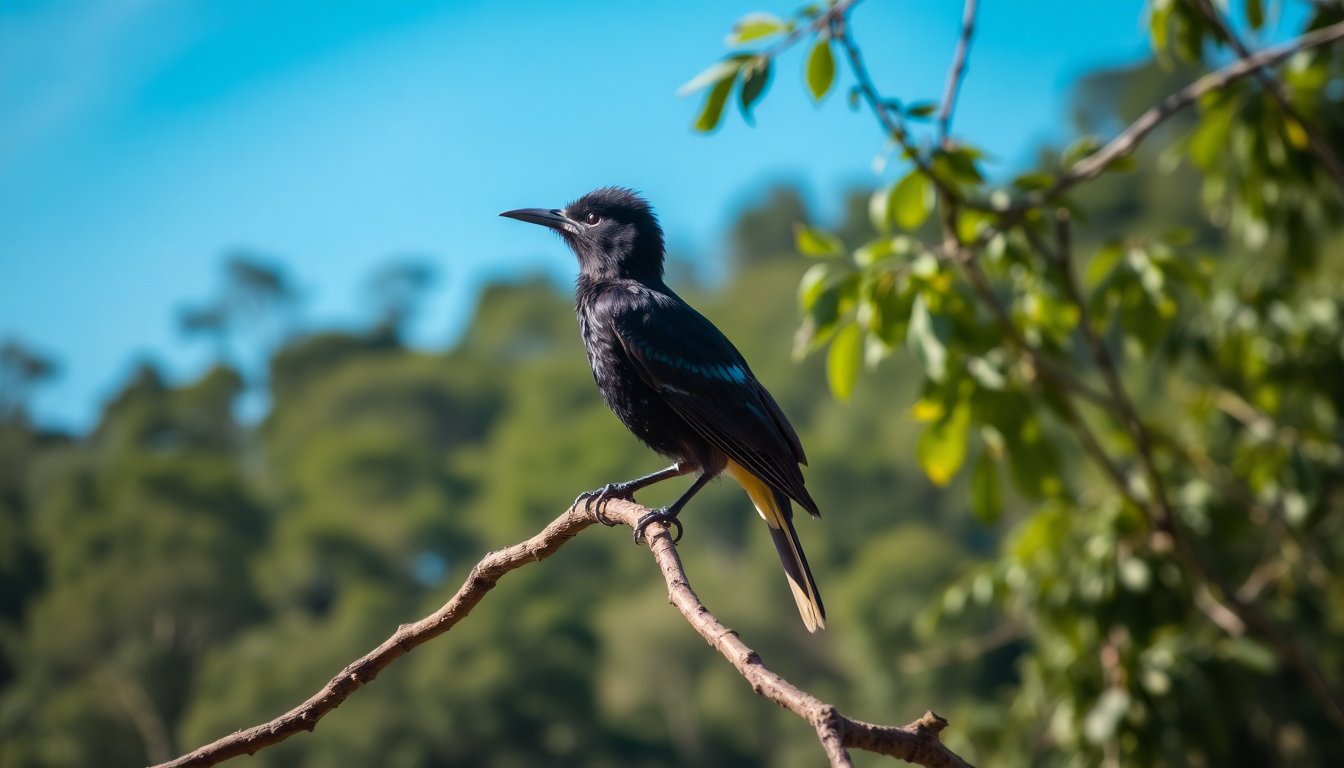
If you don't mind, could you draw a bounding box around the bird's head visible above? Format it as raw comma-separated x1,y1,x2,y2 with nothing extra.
501,187,665,283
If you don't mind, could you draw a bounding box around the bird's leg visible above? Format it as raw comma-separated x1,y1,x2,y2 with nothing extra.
576,463,692,525
634,470,715,544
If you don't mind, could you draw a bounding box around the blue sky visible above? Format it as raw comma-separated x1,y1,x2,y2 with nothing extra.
1,0,1164,430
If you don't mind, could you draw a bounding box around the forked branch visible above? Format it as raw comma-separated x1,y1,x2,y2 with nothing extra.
153,498,972,768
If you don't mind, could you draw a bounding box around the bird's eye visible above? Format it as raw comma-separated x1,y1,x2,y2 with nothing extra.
583,212,601,225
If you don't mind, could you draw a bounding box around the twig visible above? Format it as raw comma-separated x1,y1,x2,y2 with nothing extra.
937,0,978,147
153,505,597,768
830,17,969,209
153,499,973,768
1184,0,1344,195
1017,19,1344,216
761,0,861,59
1048,212,1172,526
627,500,972,768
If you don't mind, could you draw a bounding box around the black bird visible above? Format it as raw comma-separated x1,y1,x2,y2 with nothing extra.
501,187,825,632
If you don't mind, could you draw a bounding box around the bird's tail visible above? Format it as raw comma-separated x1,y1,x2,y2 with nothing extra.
725,461,826,632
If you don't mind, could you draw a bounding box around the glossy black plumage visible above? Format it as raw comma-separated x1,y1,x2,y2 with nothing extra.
501,187,826,631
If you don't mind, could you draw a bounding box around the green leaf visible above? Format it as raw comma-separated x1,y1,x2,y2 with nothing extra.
827,323,863,400
679,56,747,97
1084,688,1131,744
908,294,948,381
854,237,895,268
694,73,738,133
955,210,990,243
868,188,891,235
1012,171,1055,191
889,171,933,231
1187,106,1231,169
794,224,844,258
918,398,972,486
1245,0,1264,31
1219,636,1277,673
904,100,938,119
933,145,985,184
739,58,772,122
805,35,835,102
727,12,788,45
969,451,1003,524
1086,242,1124,289
1004,412,1064,498
798,262,837,309
1149,0,1171,57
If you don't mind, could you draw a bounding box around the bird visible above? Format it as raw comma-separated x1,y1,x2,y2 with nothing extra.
501,187,826,632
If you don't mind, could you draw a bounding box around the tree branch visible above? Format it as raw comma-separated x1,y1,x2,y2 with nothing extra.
153,499,973,768
1022,19,1344,214
937,0,978,147
1183,0,1344,195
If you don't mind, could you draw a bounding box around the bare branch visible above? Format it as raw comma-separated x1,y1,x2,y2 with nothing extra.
616,499,973,768
154,498,973,768
937,0,978,146
760,0,860,61
154,505,597,768
1025,19,1344,214
830,17,968,209
1183,0,1344,195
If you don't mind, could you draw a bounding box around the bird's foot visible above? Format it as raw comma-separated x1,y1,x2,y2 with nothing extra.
633,507,684,544
575,482,636,526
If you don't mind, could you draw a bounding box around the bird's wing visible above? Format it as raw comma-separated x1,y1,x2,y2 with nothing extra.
608,289,818,516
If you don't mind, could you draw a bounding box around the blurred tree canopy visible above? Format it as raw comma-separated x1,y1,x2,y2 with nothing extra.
2,2,1343,767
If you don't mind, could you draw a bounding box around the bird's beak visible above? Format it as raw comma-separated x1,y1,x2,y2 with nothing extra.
499,207,577,235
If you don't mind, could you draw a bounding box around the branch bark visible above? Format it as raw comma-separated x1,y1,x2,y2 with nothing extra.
153,499,973,768
937,0,978,147
1025,19,1344,214
1183,0,1344,195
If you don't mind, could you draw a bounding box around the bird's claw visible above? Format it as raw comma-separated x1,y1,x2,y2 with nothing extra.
633,507,683,544
574,482,634,526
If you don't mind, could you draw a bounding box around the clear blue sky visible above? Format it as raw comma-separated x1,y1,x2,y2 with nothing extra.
2,0,1163,430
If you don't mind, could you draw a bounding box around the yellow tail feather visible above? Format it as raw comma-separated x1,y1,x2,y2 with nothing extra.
725,460,826,632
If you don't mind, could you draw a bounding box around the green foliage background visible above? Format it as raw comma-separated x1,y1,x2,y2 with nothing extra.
3,3,1344,766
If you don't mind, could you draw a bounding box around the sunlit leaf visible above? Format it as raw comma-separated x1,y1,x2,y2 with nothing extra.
827,323,863,400
869,187,891,235
726,12,788,45
679,56,747,97
889,171,933,231
1084,688,1131,744
806,35,835,101
854,237,895,267
1149,0,1172,56
794,224,844,258
798,262,837,309
918,398,972,486
908,294,949,382
693,71,739,132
